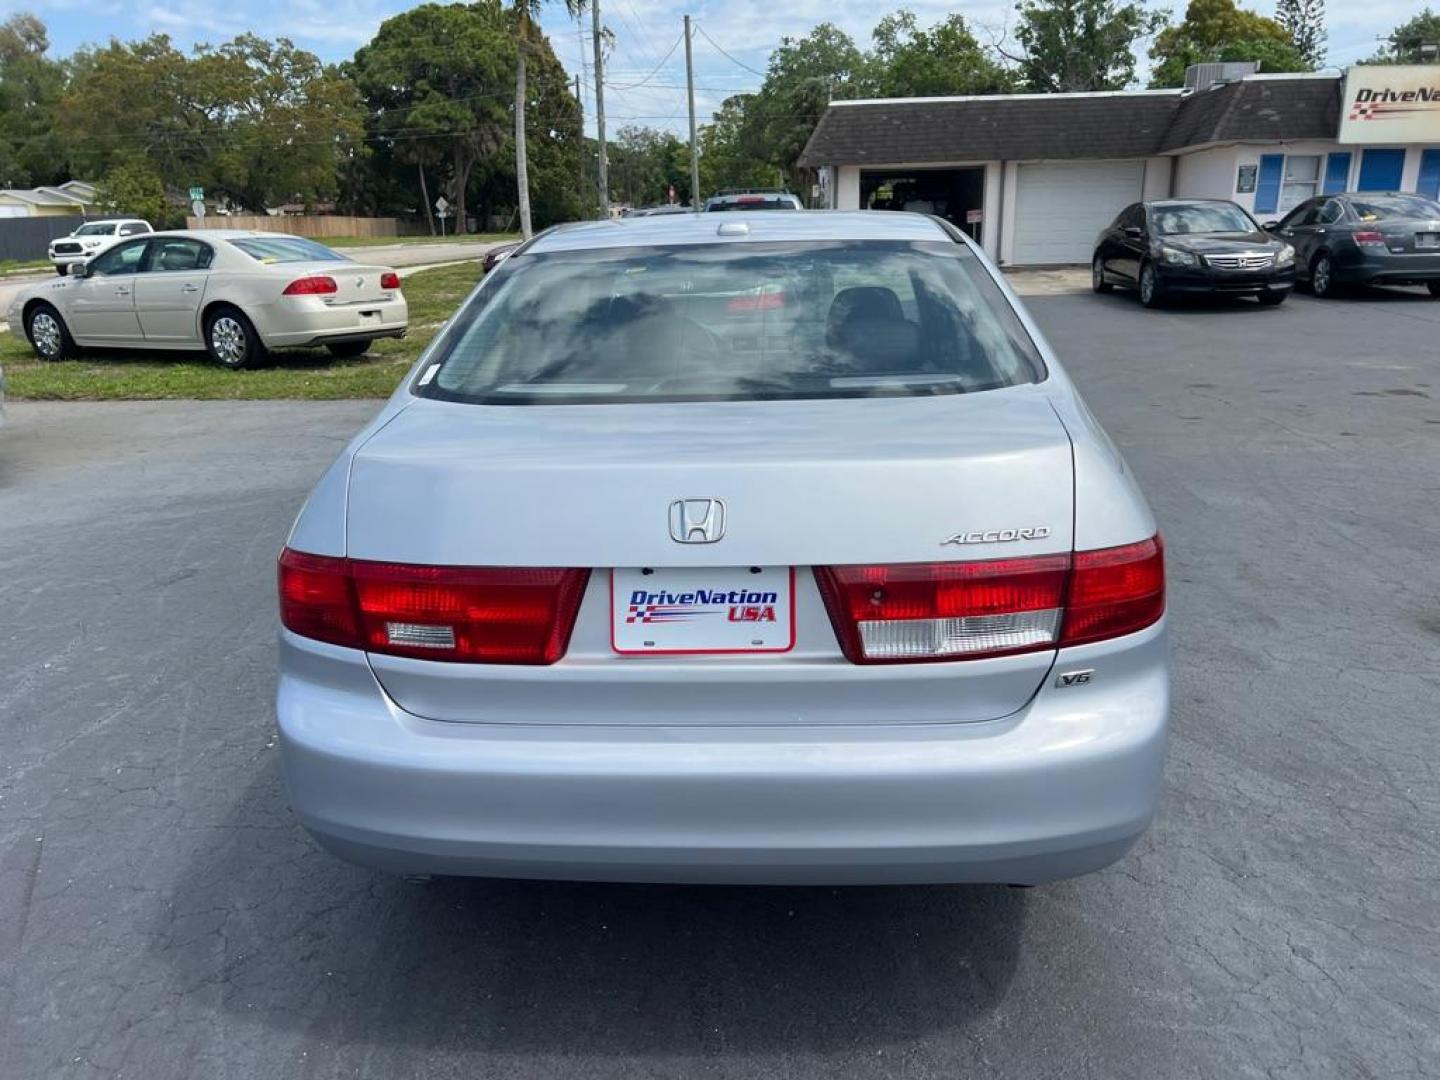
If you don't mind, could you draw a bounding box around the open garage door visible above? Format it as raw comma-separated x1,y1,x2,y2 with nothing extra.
1012,161,1144,265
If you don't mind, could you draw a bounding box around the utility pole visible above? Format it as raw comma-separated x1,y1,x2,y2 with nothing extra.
575,73,587,216
684,14,700,210
591,0,608,218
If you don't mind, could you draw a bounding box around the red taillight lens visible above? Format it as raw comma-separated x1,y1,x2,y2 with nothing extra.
816,536,1164,664
278,548,589,665
815,555,1070,663
1354,230,1386,247
380,272,401,290
278,549,360,648
282,275,338,296
1060,536,1165,648
726,290,785,312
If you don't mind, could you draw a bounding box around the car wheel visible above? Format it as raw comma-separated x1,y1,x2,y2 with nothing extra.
1311,253,1336,298
1256,290,1287,306
24,302,77,361
1138,262,1164,308
54,266,67,277
325,340,371,359
204,306,266,370
1091,255,1112,293
1427,281,1440,298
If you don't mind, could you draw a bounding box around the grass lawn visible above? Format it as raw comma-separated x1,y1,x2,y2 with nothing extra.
323,233,518,249
1,258,51,274
1,261,484,401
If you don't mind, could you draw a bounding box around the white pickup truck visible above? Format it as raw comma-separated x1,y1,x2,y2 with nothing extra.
48,219,153,275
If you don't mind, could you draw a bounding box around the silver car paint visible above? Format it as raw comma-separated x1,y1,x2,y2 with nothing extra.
277,210,1168,885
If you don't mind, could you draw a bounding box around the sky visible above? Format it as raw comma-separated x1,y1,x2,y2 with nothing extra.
5,0,1435,139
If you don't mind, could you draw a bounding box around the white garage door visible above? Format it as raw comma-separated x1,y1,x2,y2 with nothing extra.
1012,160,1144,265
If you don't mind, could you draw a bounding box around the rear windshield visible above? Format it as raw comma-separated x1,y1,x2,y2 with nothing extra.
1348,195,1440,221
708,197,798,211
415,241,1046,405
1152,203,1256,235
228,236,347,263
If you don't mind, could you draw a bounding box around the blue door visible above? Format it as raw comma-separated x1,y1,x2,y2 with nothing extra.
1357,149,1405,191
1417,150,1440,200
1322,152,1351,194
1254,154,1285,214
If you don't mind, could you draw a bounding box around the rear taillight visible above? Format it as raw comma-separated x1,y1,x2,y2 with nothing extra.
278,548,589,665
726,290,785,312
1354,230,1386,247
283,275,338,296
380,272,401,290
816,536,1164,664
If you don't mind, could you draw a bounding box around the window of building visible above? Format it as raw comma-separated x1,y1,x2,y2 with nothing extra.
1279,156,1321,214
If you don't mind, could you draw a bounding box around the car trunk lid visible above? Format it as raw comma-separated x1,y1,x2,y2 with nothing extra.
346,389,1076,725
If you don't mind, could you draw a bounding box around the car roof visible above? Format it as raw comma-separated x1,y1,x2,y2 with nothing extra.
526,210,952,254
1143,198,1242,208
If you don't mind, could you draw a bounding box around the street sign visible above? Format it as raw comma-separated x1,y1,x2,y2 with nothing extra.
434,196,450,216
191,200,206,219
189,186,204,201
966,208,983,224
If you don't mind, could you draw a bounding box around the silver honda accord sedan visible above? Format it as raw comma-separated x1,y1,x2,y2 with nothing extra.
276,210,1168,885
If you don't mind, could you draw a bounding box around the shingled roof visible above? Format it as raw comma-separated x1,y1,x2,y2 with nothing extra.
798,76,1343,167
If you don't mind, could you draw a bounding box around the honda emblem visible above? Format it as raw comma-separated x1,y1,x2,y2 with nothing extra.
668,498,725,544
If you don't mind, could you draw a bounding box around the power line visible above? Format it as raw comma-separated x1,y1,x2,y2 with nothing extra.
603,31,684,91
694,24,768,79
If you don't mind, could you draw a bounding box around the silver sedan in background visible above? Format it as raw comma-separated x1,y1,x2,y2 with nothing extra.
277,210,1168,886
8,230,408,369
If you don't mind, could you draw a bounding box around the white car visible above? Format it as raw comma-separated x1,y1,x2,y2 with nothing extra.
47,218,152,274
9,230,408,369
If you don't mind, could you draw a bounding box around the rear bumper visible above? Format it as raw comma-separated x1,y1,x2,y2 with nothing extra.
1333,250,1440,285
277,620,1169,885
257,295,409,349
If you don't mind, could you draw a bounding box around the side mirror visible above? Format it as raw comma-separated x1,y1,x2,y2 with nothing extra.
67,260,90,278
1124,226,1144,240
1261,221,1279,231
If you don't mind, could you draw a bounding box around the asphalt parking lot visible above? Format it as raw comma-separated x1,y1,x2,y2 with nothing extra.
2,286,1438,1079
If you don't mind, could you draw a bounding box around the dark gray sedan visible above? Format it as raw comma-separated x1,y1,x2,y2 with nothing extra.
1264,193,1440,298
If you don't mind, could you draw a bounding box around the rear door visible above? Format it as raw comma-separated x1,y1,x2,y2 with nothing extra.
134,238,213,343
66,238,148,343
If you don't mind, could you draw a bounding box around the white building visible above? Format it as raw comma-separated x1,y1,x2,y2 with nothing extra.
799,65,1440,266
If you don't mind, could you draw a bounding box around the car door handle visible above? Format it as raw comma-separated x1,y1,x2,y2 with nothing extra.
181,284,199,293
114,287,131,297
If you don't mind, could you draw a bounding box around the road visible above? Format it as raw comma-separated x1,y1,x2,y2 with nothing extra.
1,288,1437,1078
0,239,502,321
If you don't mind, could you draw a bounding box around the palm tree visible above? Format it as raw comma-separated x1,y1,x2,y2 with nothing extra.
513,0,587,238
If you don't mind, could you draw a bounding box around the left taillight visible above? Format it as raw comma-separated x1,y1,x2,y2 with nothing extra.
278,548,589,665
816,536,1164,664
380,272,400,290
283,275,338,296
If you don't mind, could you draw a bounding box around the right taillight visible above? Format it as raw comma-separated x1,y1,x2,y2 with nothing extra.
816,535,1164,664
278,548,589,665
1354,230,1386,247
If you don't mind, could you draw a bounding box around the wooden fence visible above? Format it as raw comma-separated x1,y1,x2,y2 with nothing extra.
183,215,398,238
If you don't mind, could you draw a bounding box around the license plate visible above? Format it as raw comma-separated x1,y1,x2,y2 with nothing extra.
1417,233,1439,249
611,566,795,655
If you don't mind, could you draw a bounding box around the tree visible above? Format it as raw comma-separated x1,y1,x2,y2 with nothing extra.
1149,0,1309,87
61,32,364,211
697,95,784,197
94,162,172,226
869,11,1014,97
352,3,513,234
1368,9,1440,63
1011,0,1167,92
0,13,67,187
609,125,688,207
748,23,870,191
1274,0,1325,68
511,0,585,238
